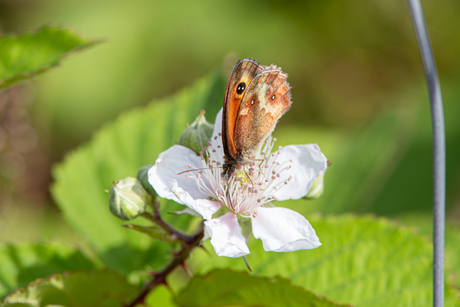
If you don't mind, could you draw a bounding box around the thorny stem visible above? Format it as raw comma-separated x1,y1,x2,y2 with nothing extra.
125,222,205,307
141,210,195,245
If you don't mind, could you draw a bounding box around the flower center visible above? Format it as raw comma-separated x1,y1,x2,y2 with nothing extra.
183,134,293,217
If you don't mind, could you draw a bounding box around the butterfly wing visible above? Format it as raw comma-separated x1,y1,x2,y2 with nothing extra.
222,59,264,162
234,68,292,159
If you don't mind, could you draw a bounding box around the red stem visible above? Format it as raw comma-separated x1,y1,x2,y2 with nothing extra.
125,223,204,307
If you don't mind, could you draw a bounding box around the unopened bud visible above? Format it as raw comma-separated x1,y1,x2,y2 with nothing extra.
180,110,214,154
109,177,151,220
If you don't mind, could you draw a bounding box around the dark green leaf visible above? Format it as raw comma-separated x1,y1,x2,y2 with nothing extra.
3,270,137,307
0,25,102,89
194,215,460,307
176,269,349,307
0,242,97,300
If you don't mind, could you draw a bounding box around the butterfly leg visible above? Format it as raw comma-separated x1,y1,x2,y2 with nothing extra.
243,164,255,186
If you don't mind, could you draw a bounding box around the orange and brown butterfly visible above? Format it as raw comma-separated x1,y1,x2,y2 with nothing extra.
222,58,292,178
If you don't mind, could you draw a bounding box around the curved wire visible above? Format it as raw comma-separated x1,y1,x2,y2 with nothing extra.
407,0,445,306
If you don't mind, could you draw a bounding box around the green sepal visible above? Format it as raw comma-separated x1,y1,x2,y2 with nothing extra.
136,165,157,199
304,171,325,200
123,224,179,243
169,207,202,217
211,205,231,219
180,110,214,154
109,177,150,221
237,215,253,245
242,255,252,272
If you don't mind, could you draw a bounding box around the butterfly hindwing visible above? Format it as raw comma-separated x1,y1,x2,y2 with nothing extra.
234,69,292,158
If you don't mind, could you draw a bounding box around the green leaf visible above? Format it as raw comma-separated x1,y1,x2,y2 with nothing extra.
3,270,137,307
51,68,226,275
194,215,460,307
275,107,416,216
0,242,97,300
175,269,348,307
0,25,101,89
396,212,460,289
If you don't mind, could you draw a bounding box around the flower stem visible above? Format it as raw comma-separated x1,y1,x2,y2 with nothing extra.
125,222,204,307
141,203,195,244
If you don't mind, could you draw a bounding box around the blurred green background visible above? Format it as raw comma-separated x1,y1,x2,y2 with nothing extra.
1,0,459,279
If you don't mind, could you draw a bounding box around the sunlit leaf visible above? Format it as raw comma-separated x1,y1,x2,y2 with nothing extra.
193,215,460,307
175,269,349,307
3,270,136,307
0,242,96,300
397,212,460,289
0,25,101,89
51,69,226,275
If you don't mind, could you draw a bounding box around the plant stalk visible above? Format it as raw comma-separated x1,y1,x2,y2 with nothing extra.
125,222,204,307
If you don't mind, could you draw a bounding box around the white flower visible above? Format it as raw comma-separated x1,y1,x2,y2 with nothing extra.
148,109,328,258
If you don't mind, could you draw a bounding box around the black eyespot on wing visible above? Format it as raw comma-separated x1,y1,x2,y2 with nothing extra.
271,95,276,100
236,82,246,95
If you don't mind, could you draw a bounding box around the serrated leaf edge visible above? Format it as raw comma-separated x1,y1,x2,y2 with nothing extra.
178,268,352,307
4,269,127,300
0,24,105,89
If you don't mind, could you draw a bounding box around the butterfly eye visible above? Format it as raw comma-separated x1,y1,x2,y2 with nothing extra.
236,82,246,95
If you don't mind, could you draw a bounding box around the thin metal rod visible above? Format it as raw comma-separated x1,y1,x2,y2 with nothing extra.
407,0,445,306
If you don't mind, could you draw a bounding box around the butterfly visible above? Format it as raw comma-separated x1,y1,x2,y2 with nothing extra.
221,58,292,178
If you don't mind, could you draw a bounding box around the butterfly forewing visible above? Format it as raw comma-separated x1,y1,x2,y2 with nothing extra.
222,58,292,177
222,59,264,162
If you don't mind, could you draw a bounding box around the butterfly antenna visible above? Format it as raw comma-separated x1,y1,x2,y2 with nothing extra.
177,166,223,175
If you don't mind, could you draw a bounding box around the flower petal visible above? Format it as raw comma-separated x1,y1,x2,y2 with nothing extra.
148,145,221,219
273,144,327,201
149,145,210,201
194,199,222,220
212,108,223,141
205,212,250,258
209,108,224,164
168,181,220,219
252,207,321,252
